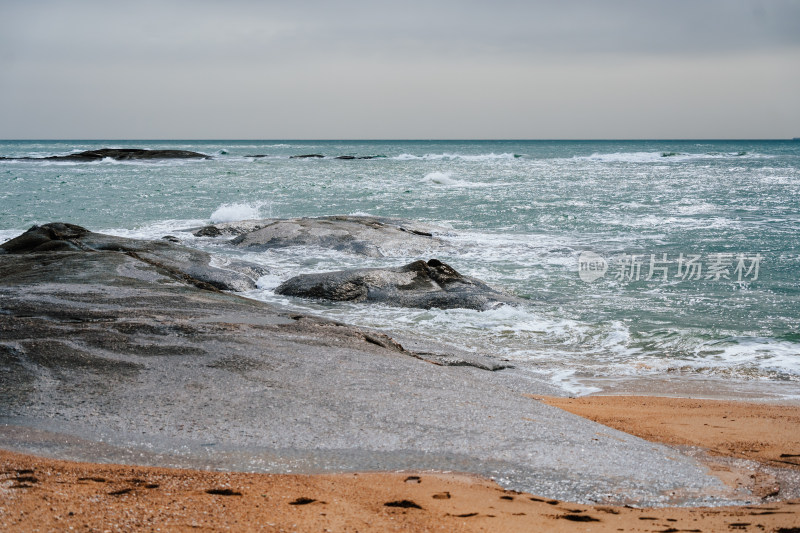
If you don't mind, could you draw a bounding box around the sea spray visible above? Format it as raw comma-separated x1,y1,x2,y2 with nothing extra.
210,201,272,223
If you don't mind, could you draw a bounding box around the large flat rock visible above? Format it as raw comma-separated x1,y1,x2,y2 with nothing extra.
193,215,451,258
0,226,734,505
0,223,265,292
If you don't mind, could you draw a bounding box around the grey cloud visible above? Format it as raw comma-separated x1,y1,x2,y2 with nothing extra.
0,0,798,138
2,0,799,67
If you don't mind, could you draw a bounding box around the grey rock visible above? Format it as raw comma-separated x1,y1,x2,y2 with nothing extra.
289,153,325,159
192,219,268,238
192,216,449,258
0,223,266,292
275,258,522,310
0,148,210,161
0,227,737,505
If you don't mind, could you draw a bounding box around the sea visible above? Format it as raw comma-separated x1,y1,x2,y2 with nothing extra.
2,139,799,399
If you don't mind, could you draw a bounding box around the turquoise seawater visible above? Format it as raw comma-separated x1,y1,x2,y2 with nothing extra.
2,140,799,395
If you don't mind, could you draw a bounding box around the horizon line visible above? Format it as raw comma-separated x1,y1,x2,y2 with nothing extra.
1,138,798,142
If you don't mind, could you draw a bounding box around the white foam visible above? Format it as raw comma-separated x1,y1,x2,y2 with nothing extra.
0,229,25,243
546,368,604,396
421,171,494,188
255,274,284,290
693,337,800,376
101,218,209,241
603,213,735,230
210,202,266,223
674,202,718,215
571,151,769,164
760,175,797,185
393,152,519,161
422,171,459,186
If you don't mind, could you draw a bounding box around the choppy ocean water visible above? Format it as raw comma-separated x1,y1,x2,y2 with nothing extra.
1,139,798,397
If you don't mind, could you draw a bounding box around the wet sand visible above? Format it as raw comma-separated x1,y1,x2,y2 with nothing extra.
3,395,800,532
539,396,800,470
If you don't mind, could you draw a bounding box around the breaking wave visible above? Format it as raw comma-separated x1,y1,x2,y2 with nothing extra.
572,151,766,163
393,152,521,161
210,202,267,223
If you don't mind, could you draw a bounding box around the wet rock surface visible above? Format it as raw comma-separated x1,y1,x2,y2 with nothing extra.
276,259,522,310
0,224,736,505
0,148,210,161
193,215,449,258
1,223,265,292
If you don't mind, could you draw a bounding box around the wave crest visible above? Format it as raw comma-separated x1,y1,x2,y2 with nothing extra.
572,151,766,163
393,152,520,161
210,202,266,223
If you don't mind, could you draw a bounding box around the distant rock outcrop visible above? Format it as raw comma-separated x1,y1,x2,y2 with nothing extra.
275,259,521,310
193,216,450,258
0,148,210,161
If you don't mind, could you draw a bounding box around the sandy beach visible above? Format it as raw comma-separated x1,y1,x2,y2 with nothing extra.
3,396,800,532
539,396,800,471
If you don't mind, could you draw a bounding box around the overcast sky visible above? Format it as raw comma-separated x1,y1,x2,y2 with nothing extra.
1,0,798,139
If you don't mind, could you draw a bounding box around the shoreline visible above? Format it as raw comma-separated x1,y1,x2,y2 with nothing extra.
539,395,800,513
573,375,800,405
539,395,800,471
3,395,800,532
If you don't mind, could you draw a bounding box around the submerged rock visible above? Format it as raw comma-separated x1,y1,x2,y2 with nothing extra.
0,148,210,161
289,154,325,159
275,259,521,310
1,223,265,291
192,216,449,258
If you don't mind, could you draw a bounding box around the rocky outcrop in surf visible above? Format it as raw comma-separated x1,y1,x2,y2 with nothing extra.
0,223,736,505
0,148,210,161
0,224,512,373
275,259,521,310
193,216,450,258
0,223,264,291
